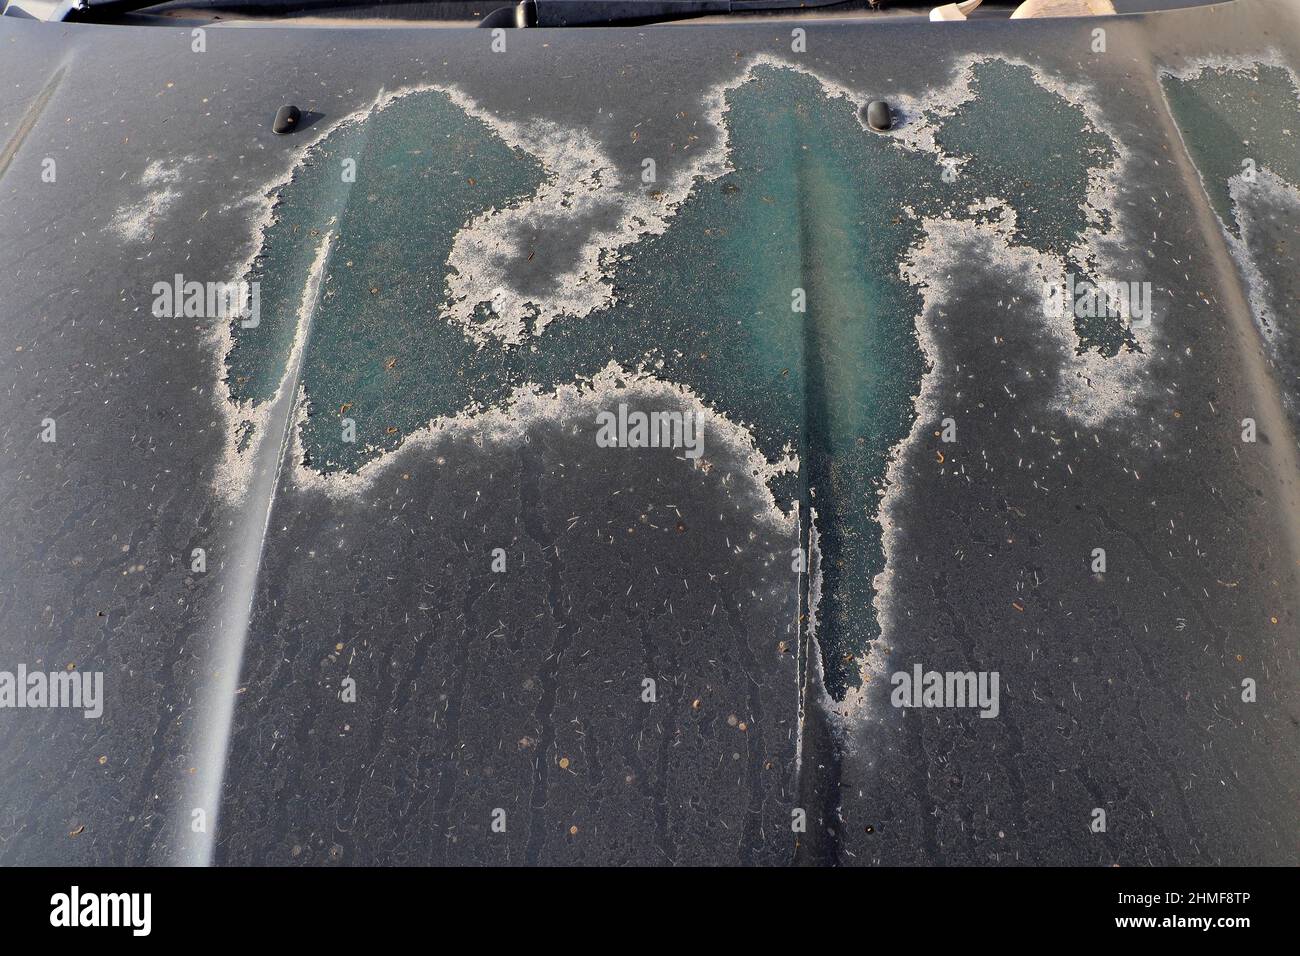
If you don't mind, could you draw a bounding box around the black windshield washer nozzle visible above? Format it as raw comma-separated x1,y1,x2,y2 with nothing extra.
273,105,302,135
864,100,893,132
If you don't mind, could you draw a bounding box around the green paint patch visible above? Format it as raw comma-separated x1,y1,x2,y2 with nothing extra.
937,62,1114,256
228,90,547,407
936,62,1125,355
227,61,1119,701
1162,63,1300,236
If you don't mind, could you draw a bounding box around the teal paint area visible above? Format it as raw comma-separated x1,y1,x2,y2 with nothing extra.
227,90,548,406
226,61,1118,700
1162,63,1300,237
935,61,1124,355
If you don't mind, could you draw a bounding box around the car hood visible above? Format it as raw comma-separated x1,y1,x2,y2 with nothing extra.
1,0,1299,865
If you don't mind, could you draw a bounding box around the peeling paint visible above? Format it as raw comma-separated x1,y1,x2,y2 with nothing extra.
1160,56,1300,352
107,156,196,243
289,360,800,531
215,52,1142,712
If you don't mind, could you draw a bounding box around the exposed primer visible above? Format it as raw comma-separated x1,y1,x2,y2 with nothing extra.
107,156,196,243
444,53,868,346
442,108,647,346
214,62,833,502
211,87,405,503
1156,50,1297,84
857,52,1144,434
211,55,1145,727
1228,169,1300,341
802,505,852,742
212,229,334,501
801,503,878,747
868,213,1147,718
285,359,799,532
217,53,1137,506
436,94,622,345
714,53,1147,720
904,208,1150,429
1159,54,1300,346
214,82,642,493
851,56,1143,724
805,508,823,656
794,503,823,774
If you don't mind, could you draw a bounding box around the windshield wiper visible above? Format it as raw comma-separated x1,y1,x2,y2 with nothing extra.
50,0,871,26
55,0,502,21
478,0,860,29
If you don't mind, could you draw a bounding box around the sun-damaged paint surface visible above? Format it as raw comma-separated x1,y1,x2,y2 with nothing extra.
231,61,1123,700
1,0,1299,866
